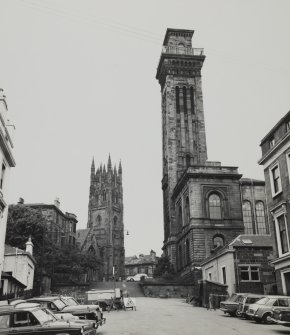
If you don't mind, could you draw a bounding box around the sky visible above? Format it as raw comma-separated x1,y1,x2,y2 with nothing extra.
1,0,290,257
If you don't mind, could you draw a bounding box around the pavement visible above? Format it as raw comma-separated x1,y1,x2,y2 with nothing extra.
98,297,290,335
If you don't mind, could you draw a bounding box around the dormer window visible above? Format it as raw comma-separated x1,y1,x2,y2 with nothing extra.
269,137,275,149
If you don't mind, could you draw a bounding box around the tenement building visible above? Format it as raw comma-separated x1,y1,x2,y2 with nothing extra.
259,111,290,295
156,28,270,279
125,250,158,277
0,89,16,286
19,198,78,248
77,155,125,281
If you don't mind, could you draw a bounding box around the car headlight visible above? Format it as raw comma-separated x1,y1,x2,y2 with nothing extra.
80,326,84,334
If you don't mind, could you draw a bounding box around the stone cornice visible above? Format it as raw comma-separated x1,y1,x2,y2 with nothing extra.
172,166,242,200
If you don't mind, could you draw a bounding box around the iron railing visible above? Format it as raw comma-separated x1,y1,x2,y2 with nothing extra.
161,46,204,56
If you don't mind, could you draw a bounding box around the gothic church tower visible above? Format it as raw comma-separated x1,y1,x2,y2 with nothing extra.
87,155,125,280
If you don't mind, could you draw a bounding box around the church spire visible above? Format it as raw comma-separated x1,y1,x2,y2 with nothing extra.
118,160,122,174
107,154,112,171
91,157,95,179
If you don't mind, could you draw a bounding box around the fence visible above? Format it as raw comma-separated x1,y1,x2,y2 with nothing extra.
0,289,35,302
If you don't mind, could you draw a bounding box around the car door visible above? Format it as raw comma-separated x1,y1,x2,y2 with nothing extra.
10,311,37,335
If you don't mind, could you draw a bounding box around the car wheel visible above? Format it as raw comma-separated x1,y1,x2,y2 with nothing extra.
262,313,272,324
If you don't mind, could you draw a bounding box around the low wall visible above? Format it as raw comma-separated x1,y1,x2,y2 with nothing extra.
140,282,197,298
52,284,90,302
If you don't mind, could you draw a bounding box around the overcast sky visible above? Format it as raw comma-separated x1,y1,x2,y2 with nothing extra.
1,0,290,257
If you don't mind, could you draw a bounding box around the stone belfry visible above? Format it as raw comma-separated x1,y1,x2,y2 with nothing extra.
156,29,208,254
87,155,125,280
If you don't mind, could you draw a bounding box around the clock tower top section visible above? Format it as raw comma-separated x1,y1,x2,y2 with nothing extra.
162,28,194,48
156,28,205,89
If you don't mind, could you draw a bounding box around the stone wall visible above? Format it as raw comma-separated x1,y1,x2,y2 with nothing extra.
140,282,197,298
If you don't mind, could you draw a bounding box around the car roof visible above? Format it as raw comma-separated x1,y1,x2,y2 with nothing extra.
0,307,40,314
28,296,60,302
244,294,265,298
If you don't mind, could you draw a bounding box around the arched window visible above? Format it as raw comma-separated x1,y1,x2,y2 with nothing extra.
175,87,180,114
185,239,190,264
255,201,267,235
213,235,224,249
185,154,191,168
103,190,106,201
185,197,190,225
190,87,195,114
209,193,222,219
116,192,119,203
242,201,253,234
183,86,187,114
178,205,183,228
96,215,102,226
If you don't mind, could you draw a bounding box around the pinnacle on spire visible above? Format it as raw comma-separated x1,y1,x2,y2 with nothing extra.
91,157,95,172
114,164,117,174
118,160,122,174
108,154,112,170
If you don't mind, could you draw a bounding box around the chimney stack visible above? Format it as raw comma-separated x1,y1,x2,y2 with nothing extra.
25,236,33,255
18,197,24,205
54,197,60,208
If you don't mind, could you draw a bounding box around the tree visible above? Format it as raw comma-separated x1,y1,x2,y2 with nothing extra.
6,204,50,256
6,204,103,288
153,255,175,279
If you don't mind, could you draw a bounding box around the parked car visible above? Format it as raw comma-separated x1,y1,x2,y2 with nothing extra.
27,296,100,325
8,300,79,321
126,273,149,282
0,305,97,334
236,293,265,318
270,300,290,327
246,295,290,324
220,293,247,317
60,296,105,326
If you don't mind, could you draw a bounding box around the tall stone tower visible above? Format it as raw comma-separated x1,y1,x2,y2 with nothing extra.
156,29,244,272
87,155,125,280
156,29,208,256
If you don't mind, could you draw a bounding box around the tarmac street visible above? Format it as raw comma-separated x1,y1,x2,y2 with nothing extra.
99,297,289,335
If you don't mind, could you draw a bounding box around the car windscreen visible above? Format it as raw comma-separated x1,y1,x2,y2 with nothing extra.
227,294,238,302
63,298,78,306
256,297,269,305
247,297,263,304
236,296,244,303
53,300,67,311
32,309,55,324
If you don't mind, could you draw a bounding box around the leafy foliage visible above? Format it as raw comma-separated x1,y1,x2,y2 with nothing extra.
6,205,101,288
153,254,175,278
